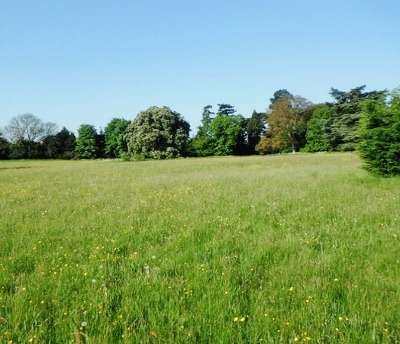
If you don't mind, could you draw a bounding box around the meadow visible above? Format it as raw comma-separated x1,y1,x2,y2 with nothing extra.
0,153,399,343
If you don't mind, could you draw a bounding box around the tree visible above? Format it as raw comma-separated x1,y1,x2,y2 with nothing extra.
303,105,334,152
104,118,130,158
2,113,57,143
246,110,266,154
217,104,236,116
191,105,215,157
95,129,106,158
191,104,246,156
208,113,244,156
269,89,292,109
125,106,190,159
358,91,400,176
0,136,10,159
257,95,313,154
41,127,77,159
54,127,77,159
328,85,386,151
75,124,98,159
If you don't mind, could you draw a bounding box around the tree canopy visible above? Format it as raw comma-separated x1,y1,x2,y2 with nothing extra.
358,91,400,176
3,113,57,143
125,106,190,159
104,118,130,158
257,94,313,154
75,124,98,159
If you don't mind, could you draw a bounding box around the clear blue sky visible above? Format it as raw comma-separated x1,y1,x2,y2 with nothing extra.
1,0,399,135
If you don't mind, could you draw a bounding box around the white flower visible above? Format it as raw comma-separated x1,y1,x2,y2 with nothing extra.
81,321,87,327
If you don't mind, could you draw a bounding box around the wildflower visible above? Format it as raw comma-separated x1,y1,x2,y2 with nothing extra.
92,279,97,284
151,255,156,259
81,321,87,327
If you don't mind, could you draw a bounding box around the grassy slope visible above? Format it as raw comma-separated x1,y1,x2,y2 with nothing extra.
0,153,399,343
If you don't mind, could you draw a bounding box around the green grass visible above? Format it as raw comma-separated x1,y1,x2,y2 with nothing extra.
0,153,399,343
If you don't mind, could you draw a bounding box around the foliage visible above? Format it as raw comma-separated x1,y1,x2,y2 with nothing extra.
216,103,236,116
257,95,313,154
104,118,130,158
0,136,9,159
95,129,106,159
54,127,77,159
269,89,292,109
358,93,400,176
125,106,190,159
8,139,43,159
246,110,266,154
190,106,215,157
192,104,247,156
75,124,98,159
2,113,57,143
303,105,334,152
327,86,386,151
209,113,244,156
1,154,400,342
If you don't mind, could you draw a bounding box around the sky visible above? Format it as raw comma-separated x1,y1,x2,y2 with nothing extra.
1,0,399,135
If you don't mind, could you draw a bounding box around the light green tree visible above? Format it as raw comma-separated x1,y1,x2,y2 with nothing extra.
209,113,243,156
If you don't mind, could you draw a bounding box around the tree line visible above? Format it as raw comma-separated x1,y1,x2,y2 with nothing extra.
1,85,399,176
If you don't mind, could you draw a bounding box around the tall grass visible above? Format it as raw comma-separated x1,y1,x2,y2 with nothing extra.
0,153,399,343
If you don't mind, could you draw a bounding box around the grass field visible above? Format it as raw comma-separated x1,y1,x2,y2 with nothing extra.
0,153,399,343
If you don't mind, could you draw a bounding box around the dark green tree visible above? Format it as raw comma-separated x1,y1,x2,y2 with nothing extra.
328,85,386,151
246,110,266,154
125,106,190,159
104,118,130,158
95,129,106,158
0,135,10,159
8,138,43,159
54,127,77,159
75,124,98,159
358,91,400,176
217,104,236,116
269,89,292,109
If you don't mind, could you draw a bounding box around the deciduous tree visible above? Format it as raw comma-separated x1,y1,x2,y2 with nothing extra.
2,113,57,143
104,118,130,158
209,113,243,156
257,95,312,154
303,105,333,152
125,106,190,159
